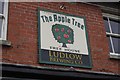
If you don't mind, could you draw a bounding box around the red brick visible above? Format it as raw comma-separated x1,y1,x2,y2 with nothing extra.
2,2,119,74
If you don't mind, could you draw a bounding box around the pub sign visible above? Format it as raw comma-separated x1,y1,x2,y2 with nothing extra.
38,8,92,68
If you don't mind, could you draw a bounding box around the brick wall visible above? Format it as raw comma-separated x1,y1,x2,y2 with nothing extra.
2,2,119,74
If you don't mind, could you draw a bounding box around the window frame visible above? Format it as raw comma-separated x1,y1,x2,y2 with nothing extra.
103,13,120,59
0,0,9,40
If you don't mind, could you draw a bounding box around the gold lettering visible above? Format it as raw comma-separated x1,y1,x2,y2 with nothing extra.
53,52,59,57
49,51,52,57
65,53,69,59
69,54,75,59
75,55,82,60
75,60,82,64
49,51,83,64
79,60,83,64
59,52,65,58
75,61,78,64
49,57,55,61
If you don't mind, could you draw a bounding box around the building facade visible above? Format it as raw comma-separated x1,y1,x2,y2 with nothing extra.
0,1,120,80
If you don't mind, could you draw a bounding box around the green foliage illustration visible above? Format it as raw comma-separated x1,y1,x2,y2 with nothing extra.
52,24,74,47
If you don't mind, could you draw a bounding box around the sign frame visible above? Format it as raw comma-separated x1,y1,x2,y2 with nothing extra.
38,8,92,68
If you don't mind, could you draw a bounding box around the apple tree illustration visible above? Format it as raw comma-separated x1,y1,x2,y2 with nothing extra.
52,24,74,47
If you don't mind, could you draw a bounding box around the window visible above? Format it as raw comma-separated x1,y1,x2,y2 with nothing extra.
103,13,120,59
0,0,8,40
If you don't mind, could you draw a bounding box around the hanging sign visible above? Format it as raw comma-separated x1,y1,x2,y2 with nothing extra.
38,8,92,68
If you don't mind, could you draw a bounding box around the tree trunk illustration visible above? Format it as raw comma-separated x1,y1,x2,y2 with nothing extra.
62,43,67,47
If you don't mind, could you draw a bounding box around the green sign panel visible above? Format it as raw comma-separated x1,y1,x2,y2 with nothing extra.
38,8,92,68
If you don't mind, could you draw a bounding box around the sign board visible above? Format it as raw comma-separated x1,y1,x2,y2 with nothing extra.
38,8,92,68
